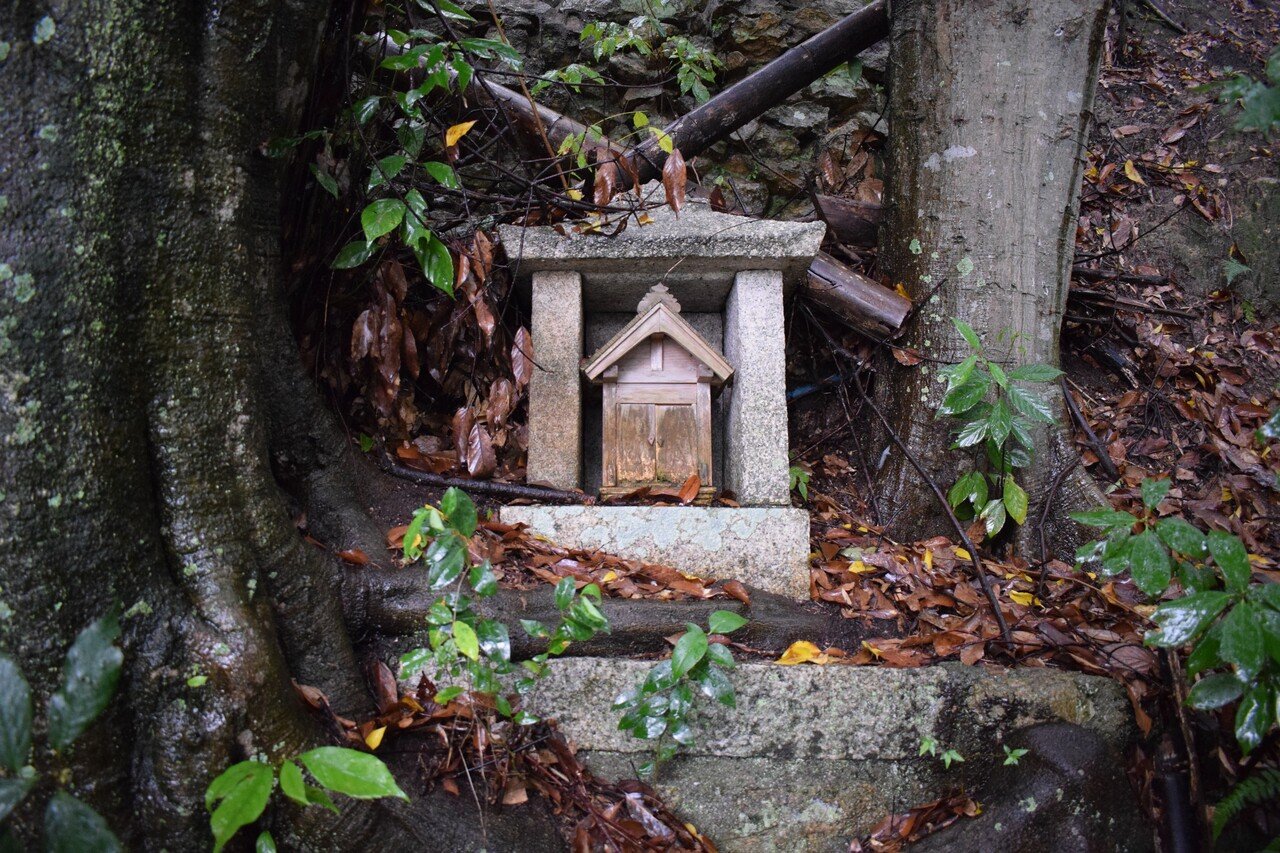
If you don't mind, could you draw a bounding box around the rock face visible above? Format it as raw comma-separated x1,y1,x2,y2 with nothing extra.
525,660,1151,851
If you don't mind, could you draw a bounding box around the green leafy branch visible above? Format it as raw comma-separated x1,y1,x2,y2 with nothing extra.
578,15,722,103
1213,46,1280,137
205,746,407,852
0,614,125,850
400,488,609,721
613,611,747,778
1073,478,1278,758
937,318,1063,537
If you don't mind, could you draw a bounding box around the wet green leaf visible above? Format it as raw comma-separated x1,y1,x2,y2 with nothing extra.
1129,530,1172,596
707,610,747,635
298,746,408,800
453,620,479,661
671,624,708,678
0,777,32,822
361,198,405,242
1003,477,1029,526
423,161,460,189
45,792,122,853
1187,672,1246,710
48,615,122,750
938,374,990,417
1070,508,1137,536
1234,685,1273,754
1148,592,1230,647
1208,530,1251,593
0,656,31,772
1006,364,1063,382
1140,479,1172,510
333,240,373,270
205,761,273,853
440,487,476,536
952,318,981,351
1220,603,1264,680
1156,517,1207,558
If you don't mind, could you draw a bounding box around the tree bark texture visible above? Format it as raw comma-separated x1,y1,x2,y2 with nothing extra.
0,2,402,847
873,0,1110,552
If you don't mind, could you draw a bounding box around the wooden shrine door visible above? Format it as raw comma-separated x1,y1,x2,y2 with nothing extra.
601,335,712,495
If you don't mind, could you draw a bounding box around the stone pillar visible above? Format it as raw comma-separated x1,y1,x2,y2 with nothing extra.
527,271,582,489
723,269,790,505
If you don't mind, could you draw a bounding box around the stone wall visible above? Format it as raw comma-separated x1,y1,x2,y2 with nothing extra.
463,0,886,213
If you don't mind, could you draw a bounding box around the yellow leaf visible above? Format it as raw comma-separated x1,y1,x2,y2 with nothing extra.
1008,591,1040,607
445,120,477,147
847,560,876,574
1124,159,1145,185
953,547,971,561
601,570,618,582
365,726,387,751
565,188,584,201
923,550,934,571
776,640,829,666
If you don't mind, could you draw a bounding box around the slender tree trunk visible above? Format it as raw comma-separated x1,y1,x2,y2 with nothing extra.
873,0,1110,553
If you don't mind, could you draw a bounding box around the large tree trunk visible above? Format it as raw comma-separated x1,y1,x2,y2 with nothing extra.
872,0,1110,553
0,2,437,847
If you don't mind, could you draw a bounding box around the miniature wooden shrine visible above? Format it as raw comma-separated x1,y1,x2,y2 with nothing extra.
582,284,733,501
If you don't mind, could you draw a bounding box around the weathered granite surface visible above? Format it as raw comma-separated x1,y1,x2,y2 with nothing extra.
724,270,790,505
499,190,825,311
498,505,810,599
525,660,1148,852
526,270,582,490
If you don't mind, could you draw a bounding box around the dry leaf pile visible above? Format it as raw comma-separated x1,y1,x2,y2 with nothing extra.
292,671,715,852
385,518,739,602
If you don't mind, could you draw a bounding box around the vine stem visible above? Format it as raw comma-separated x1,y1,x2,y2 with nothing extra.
851,374,1014,647
800,306,1013,647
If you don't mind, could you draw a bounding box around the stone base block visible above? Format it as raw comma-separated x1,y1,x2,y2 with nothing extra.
498,506,810,599
526,660,1145,852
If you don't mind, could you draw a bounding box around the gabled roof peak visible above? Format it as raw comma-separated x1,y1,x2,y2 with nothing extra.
636,282,681,314
582,298,733,385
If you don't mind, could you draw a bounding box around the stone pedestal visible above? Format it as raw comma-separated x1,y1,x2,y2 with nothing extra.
499,505,810,599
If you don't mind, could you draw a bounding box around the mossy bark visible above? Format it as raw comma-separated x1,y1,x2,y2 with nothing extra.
0,2,444,847
873,0,1110,554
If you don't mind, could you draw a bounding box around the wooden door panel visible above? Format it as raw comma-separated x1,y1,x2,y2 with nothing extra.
615,403,656,483
655,404,698,483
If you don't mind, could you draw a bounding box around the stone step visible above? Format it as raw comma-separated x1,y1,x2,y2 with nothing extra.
525,659,1148,852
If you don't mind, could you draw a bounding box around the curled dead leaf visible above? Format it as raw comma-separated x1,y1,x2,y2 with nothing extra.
466,422,498,478
662,147,687,216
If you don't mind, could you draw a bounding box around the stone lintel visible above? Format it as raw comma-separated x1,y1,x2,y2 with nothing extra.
498,195,825,312
526,271,582,490
724,270,790,505
497,505,809,599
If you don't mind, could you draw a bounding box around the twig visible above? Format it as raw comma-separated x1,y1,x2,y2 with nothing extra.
386,461,586,503
800,306,1013,646
1061,377,1121,482
1140,0,1187,34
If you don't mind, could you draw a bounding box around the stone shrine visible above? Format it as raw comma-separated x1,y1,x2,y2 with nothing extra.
497,188,824,598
